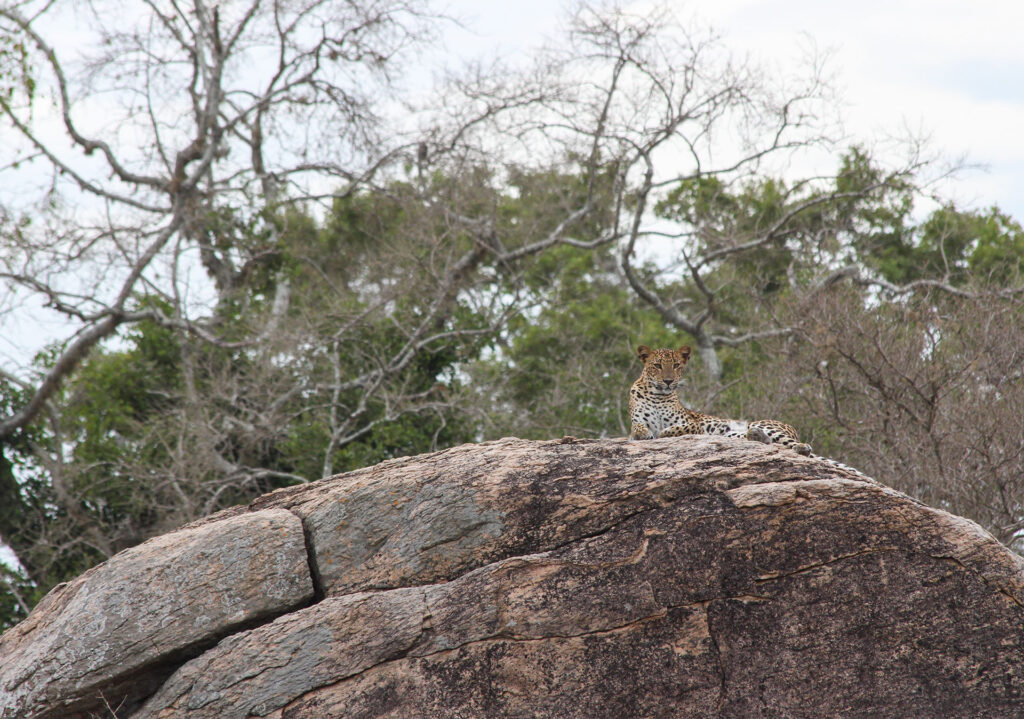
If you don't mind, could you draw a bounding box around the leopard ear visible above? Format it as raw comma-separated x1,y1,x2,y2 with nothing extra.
676,346,692,362
637,345,653,362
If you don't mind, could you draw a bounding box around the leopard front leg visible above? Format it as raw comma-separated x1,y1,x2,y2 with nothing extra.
630,422,654,440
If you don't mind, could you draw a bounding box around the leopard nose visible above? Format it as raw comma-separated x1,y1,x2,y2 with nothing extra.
661,379,673,387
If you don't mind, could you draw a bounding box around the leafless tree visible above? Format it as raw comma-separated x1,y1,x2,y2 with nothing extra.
0,0,437,432
2,0,859,493
0,0,638,584
512,6,955,383
730,282,1024,549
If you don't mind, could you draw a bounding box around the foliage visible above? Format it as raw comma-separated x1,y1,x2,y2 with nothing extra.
466,246,679,439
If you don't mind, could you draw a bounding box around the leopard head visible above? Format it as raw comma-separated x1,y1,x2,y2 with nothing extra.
636,345,692,394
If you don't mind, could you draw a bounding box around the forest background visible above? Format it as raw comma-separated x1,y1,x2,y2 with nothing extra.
1,0,1022,630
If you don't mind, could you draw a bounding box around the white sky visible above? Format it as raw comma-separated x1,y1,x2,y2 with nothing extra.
444,0,1024,220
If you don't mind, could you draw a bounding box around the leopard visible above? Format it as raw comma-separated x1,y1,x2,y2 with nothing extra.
628,344,813,454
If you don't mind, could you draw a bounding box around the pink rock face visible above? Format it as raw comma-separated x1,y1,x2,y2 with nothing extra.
4,436,1024,719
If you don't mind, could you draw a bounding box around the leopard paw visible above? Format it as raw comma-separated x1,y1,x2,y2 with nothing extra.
746,426,771,445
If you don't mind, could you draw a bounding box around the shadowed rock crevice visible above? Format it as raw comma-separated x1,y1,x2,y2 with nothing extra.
3,436,1024,719
291,507,327,602
704,601,729,716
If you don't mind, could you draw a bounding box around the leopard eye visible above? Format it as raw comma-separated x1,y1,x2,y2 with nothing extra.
673,363,681,369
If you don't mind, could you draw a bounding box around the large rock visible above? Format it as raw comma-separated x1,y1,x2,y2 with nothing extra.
0,509,313,719
3,436,1024,718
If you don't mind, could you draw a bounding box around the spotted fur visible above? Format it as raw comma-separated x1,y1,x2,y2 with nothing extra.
628,345,813,454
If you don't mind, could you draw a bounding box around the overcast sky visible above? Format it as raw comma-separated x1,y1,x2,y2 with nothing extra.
445,0,1024,221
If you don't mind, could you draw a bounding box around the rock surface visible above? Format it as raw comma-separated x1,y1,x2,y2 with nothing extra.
3,436,1024,718
0,508,312,719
